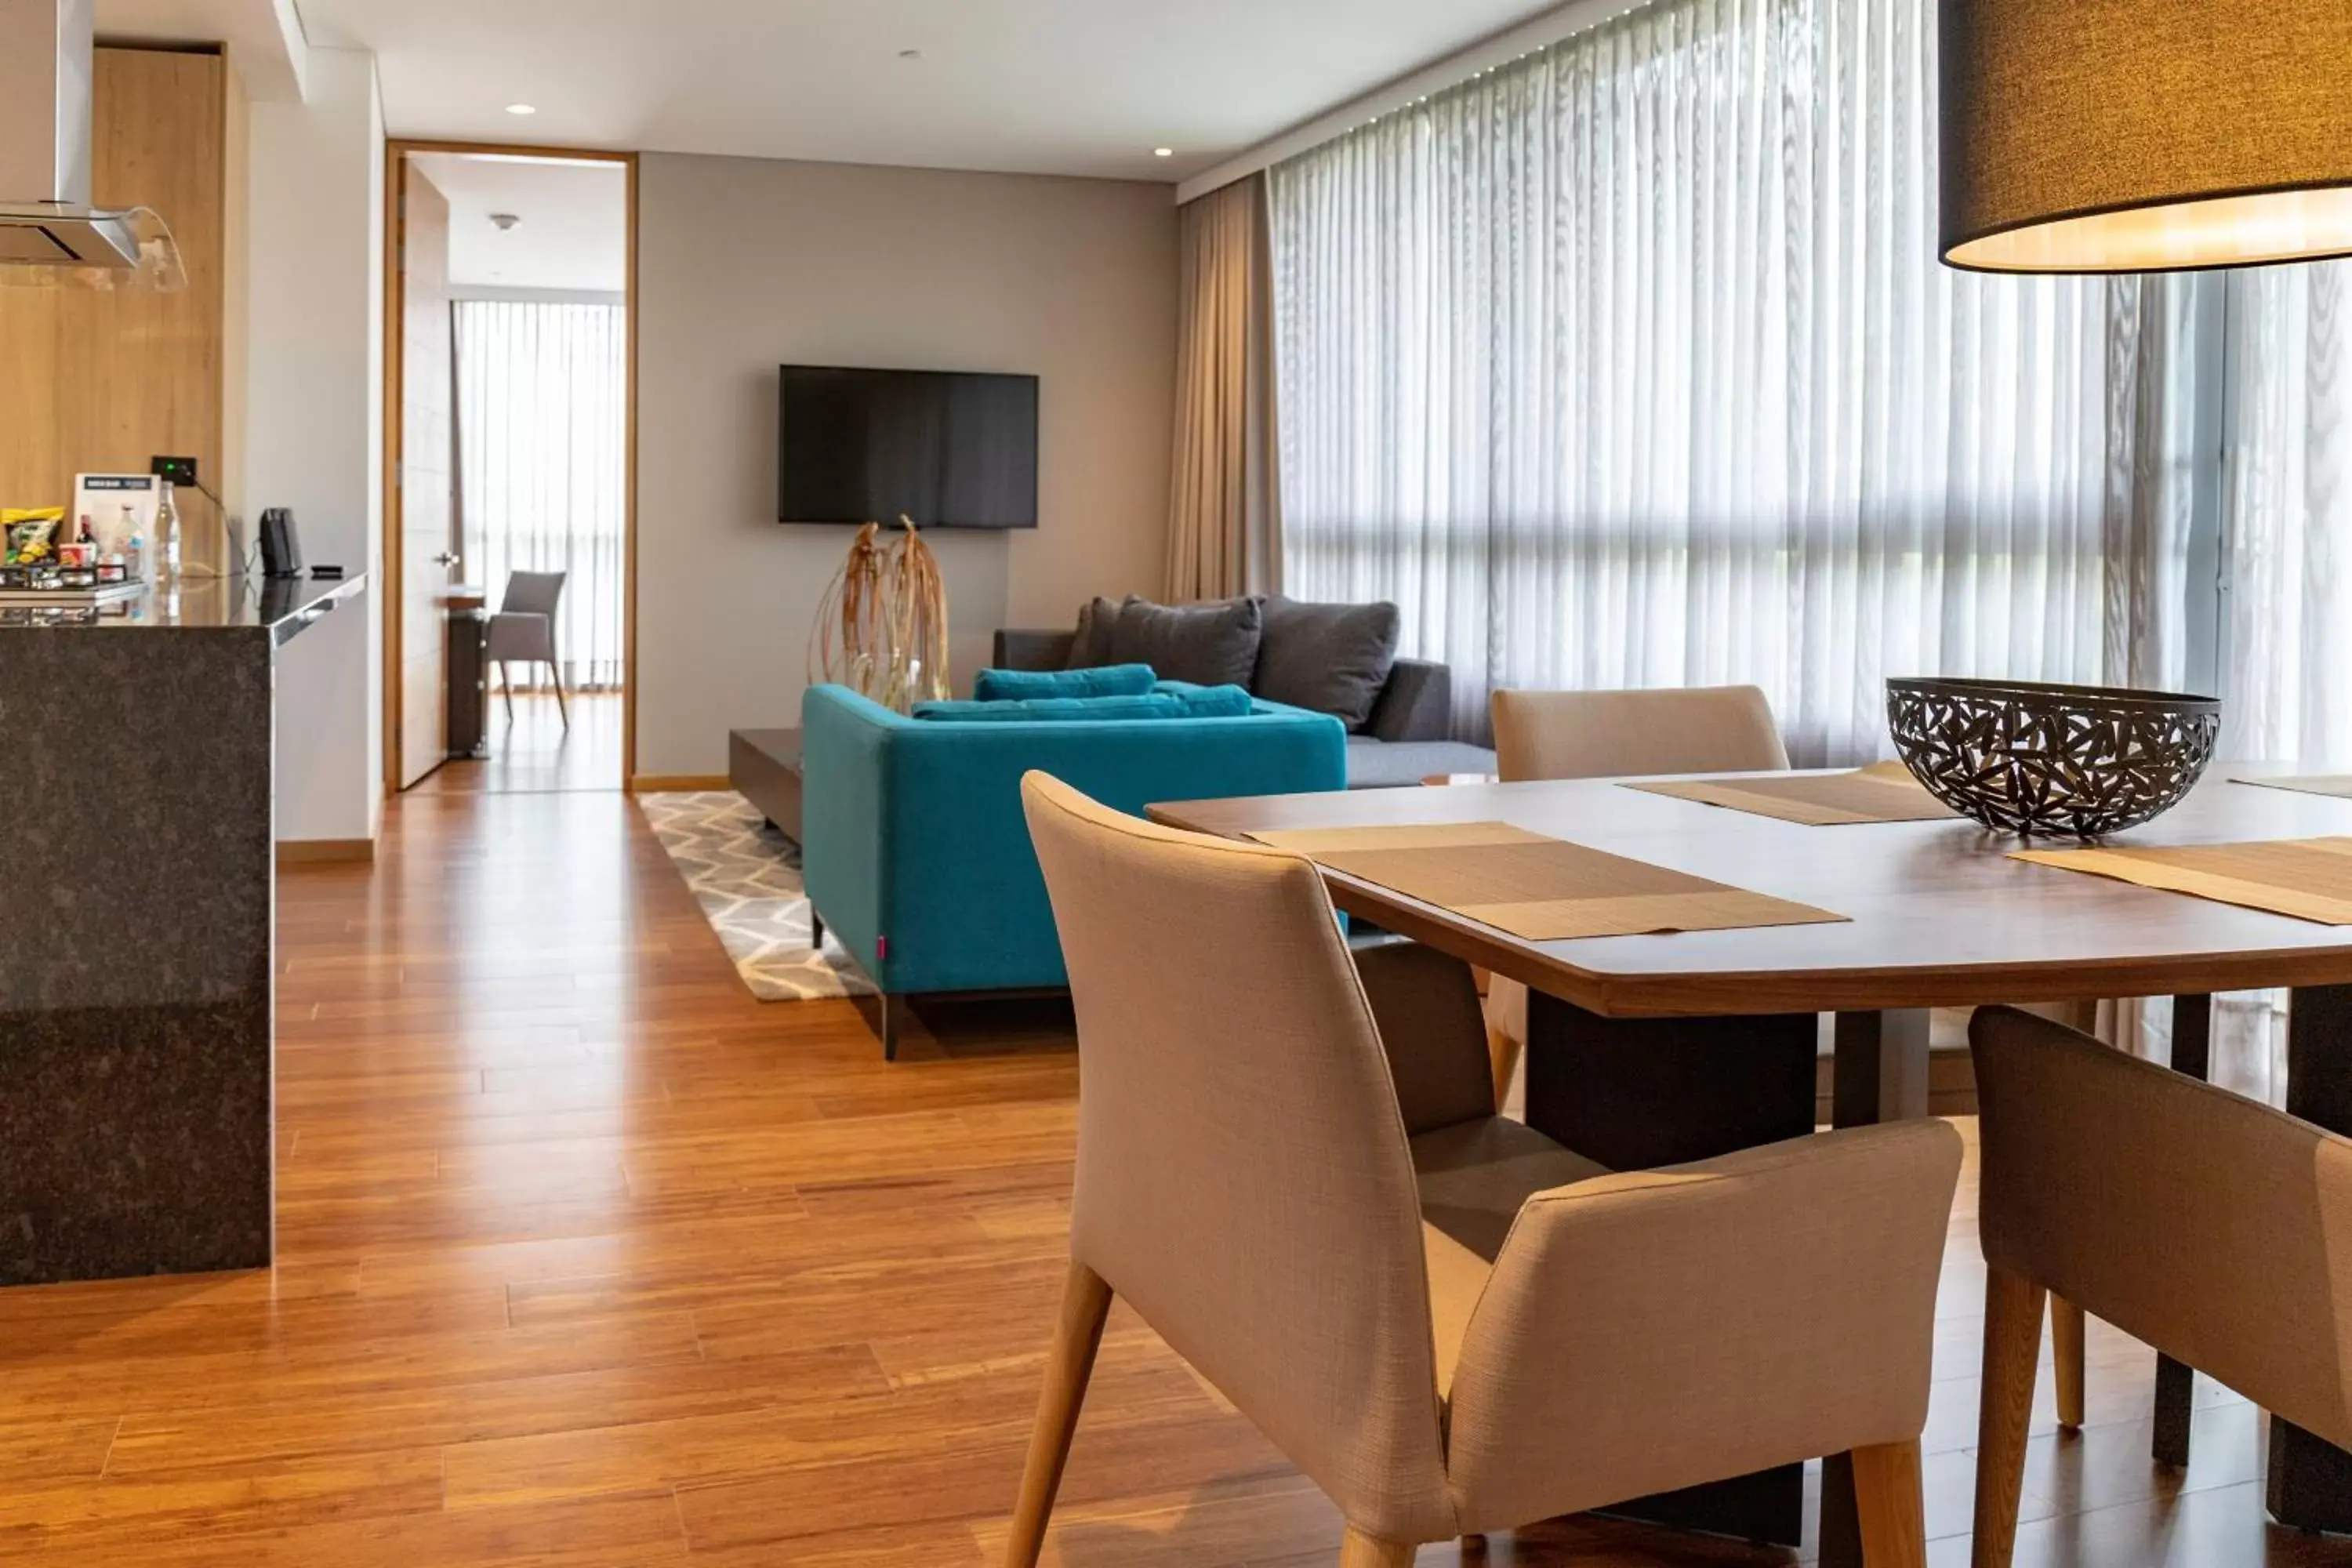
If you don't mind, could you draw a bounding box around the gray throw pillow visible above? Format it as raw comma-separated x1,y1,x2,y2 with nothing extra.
1066,596,1125,669
1104,596,1264,688
1252,596,1401,731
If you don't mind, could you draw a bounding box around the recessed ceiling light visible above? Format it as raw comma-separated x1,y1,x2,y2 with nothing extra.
505,103,537,116
1153,147,1174,158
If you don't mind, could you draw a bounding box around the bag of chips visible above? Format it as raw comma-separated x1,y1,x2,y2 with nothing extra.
3,509,63,566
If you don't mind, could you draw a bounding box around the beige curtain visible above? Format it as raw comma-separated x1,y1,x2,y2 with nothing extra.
1166,174,1279,601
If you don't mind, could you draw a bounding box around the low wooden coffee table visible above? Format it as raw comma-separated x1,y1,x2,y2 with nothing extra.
728,728,804,841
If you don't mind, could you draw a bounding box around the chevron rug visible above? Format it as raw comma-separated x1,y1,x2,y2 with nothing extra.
635,791,875,1001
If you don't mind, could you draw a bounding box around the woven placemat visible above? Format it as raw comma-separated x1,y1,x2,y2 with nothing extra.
2232,774,2352,800
1248,820,1846,939
1627,761,1952,826
2012,837,2352,925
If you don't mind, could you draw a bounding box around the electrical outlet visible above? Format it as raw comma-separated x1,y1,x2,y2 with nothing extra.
151,456,199,488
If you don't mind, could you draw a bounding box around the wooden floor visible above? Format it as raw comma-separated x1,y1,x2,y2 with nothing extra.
412,689,621,795
2,789,2347,1565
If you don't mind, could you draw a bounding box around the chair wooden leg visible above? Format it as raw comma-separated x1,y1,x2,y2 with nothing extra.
1486,1025,1523,1114
2050,1296,2085,1429
1850,1439,1926,1568
499,661,514,721
1338,1526,1417,1568
1972,1266,2047,1568
548,660,569,727
1004,1261,1113,1568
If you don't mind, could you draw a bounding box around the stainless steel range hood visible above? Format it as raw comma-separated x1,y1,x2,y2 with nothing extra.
0,0,184,288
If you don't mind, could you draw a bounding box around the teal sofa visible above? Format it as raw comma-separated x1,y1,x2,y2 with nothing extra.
800,683,1346,1055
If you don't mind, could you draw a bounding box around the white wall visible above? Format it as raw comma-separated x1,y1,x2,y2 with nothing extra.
241,47,385,843
634,153,1178,779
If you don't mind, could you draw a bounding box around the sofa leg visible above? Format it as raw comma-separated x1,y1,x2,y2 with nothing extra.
809,909,826,950
882,993,905,1061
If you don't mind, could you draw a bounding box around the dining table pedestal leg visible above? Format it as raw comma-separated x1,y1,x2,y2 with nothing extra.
1523,990,1818,1548
1831,1008,1933,1128
2151,994,2212,1468
2270,985,2352,1533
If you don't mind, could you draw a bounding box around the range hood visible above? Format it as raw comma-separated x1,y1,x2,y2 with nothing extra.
0,0,184,289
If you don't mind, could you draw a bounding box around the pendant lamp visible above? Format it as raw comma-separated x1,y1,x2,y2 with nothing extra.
1940,0,2352,274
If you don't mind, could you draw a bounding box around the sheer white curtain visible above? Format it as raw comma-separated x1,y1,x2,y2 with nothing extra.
2192,260,2352,1102
1267,0,2192,760
2223,261,2352,766
455,299,629,690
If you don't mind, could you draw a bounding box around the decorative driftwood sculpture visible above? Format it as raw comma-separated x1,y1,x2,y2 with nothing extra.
808,517,953,713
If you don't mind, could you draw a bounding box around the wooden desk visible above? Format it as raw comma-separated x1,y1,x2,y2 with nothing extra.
1152,770,2352,1558
441,587,489,760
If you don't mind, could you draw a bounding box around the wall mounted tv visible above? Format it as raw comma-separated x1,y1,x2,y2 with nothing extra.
776,365,1040,529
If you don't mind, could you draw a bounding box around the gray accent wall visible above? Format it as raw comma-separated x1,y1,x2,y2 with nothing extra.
633,152,1179,779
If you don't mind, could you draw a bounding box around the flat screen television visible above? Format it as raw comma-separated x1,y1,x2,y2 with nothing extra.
776,365,1039,529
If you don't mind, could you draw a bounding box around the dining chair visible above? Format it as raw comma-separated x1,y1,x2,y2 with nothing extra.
1490,684,1791,784
1482,684,1791,1103
1009,770,1962,1568
485,568,570,726
1969,1006,2352,1567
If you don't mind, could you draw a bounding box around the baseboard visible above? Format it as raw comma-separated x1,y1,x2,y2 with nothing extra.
630,774,731,793
277,837,376,867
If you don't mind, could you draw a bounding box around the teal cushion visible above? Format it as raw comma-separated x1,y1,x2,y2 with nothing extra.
1169,684,1254,718
912,693,1188,723
973,663,1157,702
1151,680,1258,717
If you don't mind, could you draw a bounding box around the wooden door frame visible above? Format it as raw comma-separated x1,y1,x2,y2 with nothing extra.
380,138,640,795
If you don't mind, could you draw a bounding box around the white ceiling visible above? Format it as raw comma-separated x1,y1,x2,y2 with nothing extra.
288,0,1560,182
410,152,627,292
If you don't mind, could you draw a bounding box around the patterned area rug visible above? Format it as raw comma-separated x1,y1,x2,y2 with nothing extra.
636,791,875,1000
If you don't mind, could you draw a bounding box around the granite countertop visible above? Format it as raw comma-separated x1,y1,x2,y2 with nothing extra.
0,572,368,647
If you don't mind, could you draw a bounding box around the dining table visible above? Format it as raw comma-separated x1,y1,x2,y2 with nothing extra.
1149,764,2352,1567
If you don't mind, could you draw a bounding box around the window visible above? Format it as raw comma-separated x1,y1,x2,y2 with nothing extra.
1266,0,2193,760
454,299,629,690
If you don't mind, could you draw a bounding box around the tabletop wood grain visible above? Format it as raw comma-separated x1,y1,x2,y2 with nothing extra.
1150,768,2352,1018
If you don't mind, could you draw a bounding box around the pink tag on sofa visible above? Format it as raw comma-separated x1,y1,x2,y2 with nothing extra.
876,935,889,960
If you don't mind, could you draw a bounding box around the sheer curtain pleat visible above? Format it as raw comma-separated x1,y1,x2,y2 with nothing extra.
455,300,629,690
1268,0,2185,758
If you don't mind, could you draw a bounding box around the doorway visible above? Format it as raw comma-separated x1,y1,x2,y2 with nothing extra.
383,143,636,796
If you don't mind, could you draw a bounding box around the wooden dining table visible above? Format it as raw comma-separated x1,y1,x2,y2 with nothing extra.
1150,767,2352,1567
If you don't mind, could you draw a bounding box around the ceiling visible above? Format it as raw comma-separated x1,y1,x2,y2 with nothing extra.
288,0,1560,182
410,153,627,292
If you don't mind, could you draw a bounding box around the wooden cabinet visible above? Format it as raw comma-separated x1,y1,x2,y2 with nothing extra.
0,47,232,572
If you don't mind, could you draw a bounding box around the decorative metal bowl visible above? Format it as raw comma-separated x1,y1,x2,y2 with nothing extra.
1886,677,2222,837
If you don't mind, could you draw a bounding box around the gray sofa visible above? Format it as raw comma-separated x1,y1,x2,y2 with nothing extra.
992,625,1497,789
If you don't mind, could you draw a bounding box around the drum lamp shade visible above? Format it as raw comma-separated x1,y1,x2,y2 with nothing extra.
1940,0,2352,274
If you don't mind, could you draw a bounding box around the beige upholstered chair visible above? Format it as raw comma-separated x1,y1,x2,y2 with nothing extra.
1483,685,1791,1102
1969,1007,2352,1566
1490,684,1791,785
1009,771,1962,1567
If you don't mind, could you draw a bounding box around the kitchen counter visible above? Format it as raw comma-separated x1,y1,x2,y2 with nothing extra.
0,571,365,644
0,571,368,1285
